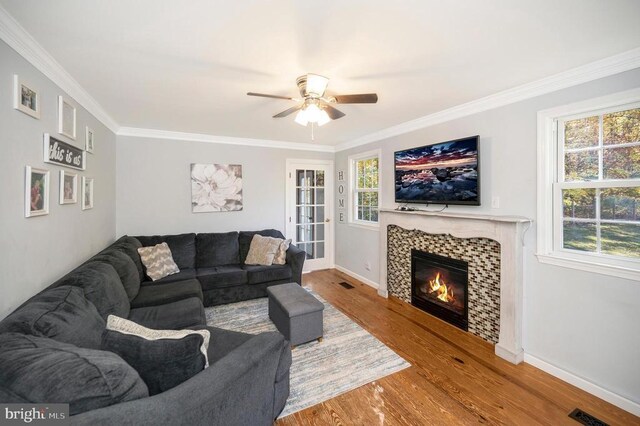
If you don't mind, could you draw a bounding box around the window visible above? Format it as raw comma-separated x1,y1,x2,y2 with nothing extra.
537,89,640,280
349,150,380,227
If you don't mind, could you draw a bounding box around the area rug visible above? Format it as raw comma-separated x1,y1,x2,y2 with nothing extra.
205,289,410,418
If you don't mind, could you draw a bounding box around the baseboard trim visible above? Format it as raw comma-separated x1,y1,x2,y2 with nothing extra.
524,353,640,416
333,265,379,290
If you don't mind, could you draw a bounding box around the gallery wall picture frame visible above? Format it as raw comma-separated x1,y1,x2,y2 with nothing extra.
58,95,76,140
85,127,94,153
25,166,49,217
81,177,94,210
59,170,78,205
13,75,40,119
43,133,86,170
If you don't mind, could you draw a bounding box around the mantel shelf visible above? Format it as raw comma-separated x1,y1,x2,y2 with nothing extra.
379,208,532,224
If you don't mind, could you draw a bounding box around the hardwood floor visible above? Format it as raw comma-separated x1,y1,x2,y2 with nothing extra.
276,269,639,426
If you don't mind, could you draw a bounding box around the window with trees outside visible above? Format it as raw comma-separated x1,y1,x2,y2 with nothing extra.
349,151,380,226
556,104,639,263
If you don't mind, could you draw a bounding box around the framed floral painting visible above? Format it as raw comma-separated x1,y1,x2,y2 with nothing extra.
25,166,49,217
191,164,243,212
59,170,78,204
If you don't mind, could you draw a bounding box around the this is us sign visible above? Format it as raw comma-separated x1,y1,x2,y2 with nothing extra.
43,133,85,170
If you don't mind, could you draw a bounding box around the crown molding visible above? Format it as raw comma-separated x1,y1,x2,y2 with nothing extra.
0,5,120,133
336,47,640,152
118,127,336,152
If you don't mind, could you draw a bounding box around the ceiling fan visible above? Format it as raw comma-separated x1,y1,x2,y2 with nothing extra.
247,73,378,127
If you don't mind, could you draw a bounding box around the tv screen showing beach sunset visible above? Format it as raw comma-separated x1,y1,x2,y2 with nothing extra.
395,136,479,205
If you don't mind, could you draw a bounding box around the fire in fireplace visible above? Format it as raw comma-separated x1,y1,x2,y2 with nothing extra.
411,249,468,331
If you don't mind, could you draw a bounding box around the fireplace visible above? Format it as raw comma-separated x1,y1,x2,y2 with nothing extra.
411,249,468,331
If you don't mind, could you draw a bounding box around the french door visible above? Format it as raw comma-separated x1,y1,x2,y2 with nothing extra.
286,160,334,271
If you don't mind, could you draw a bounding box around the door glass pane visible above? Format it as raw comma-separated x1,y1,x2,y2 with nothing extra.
297,188,314,205
316,224,325,241
305,243,315,260
296,170,306,187
563,221,596,252
305,170,315,187
601,224,640,258
297,206,313,224
315,170,325,187
564,116,599,149
316,242,325,259
316,206,325,223
316,188,325,205
297,225,314,242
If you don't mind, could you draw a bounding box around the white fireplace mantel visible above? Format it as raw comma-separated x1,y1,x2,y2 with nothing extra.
378,208,532,364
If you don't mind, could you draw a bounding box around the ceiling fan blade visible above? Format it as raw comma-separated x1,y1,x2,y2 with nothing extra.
333,93,378,104
247,92,295,101
273,105,302,118
322,104,346,120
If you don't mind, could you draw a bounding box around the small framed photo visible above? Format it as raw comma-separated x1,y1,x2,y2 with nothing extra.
13,75,40,119
85,127,94,153
82,176,94,210
25,166,49,217
59,170,78,205
58,95,76,140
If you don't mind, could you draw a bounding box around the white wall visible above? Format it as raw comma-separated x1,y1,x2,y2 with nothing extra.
334,68,640,406
116,136,333,236
0,40,117,318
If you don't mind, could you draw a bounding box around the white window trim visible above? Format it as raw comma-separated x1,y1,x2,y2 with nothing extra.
536,87,640,281
348,148,381,230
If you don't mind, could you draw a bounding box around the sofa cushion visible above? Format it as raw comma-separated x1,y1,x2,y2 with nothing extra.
55,262,130,319
194,326,253,364
102,316,209,396
0,333,148,415
128,297,206,330
136,233,197,270
196,232,240,267
243,264,292,285
239,229,285,264
0,286,105,350
108,236,144,282
245,235,282,266
197,265,248,290
137,243,180,281
131,279,203,308
91,249,141,301
141,269,197,286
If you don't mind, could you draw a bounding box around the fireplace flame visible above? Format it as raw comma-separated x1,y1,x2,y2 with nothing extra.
428,272,455,304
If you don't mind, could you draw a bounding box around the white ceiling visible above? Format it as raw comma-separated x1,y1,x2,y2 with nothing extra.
2,0,640,146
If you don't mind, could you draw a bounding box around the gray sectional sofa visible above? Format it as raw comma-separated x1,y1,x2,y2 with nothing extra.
0,229,302,425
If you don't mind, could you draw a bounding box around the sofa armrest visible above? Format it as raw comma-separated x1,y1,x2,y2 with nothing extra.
286,244,306,285
70,332,289,426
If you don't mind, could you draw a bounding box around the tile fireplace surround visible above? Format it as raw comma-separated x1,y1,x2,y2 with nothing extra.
379,209,531,364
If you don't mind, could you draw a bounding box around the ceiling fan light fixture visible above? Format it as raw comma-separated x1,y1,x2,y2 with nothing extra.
294,109,308,126
305,74,329,98
317,109,331,126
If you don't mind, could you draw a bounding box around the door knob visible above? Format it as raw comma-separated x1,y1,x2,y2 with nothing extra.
325,218,331,223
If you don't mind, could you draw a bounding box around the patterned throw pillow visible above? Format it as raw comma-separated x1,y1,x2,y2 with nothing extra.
273,239,291,265
244,235,282,266
137,243,180,281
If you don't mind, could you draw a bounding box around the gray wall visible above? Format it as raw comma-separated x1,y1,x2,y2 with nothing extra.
335,68,640,404
0,40,117,319
116,136,333,236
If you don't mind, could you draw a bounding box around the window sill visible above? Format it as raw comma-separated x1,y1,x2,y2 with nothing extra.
536,253,640,281
347,221,380,231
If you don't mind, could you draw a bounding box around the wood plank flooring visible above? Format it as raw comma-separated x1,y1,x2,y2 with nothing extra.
276,269,639,426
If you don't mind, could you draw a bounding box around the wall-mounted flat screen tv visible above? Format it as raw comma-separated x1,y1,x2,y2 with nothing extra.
394,136,480,205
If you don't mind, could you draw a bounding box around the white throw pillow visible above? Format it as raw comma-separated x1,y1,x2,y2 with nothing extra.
244,235,282,266
273,239,291,265
137,242,180,281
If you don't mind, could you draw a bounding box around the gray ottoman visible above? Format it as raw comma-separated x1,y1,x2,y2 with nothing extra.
267,283,324,347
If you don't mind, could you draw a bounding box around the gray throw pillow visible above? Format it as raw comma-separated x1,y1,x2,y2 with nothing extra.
0,333,148,415
0,286,105,350
101,316,210,395
137,243,180,281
